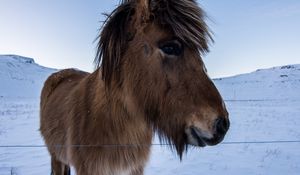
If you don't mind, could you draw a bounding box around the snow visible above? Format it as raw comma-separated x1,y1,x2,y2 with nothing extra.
214,64,300,100
0,55,56,98
0,55,300,175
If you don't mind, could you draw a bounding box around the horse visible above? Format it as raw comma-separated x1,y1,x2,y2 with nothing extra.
40,0,230,174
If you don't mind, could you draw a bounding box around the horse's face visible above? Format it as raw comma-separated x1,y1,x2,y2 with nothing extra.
97,0,230,157
125,22,229,155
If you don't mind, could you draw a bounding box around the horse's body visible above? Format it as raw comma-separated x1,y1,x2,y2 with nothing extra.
40,0,230,174
41,69,151,174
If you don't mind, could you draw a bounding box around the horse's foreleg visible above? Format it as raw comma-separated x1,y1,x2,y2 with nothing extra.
63,165,71,175
51,156,71,175
131,166,144,175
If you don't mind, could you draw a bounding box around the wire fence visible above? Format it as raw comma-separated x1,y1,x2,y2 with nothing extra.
1,140,300,148
224,99,299,102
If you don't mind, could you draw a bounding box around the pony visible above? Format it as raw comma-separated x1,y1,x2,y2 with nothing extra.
40,0,230,174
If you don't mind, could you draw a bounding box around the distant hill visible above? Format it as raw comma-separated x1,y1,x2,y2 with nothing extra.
0,55,56,98
1,54,299,100
214,64,300,100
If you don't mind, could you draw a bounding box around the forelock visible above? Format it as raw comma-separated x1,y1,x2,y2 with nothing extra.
95,0,213,87
150,0,213,52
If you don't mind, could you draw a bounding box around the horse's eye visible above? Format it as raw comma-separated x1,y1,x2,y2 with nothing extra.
160,40,183,56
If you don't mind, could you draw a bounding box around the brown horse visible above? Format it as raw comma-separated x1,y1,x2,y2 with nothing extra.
40,0,229,174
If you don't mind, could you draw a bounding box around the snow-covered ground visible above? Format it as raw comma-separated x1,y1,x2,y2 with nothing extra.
0,55,299,175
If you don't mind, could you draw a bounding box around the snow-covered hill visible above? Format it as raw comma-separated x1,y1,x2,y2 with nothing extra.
1,54,299,100
0,55,299,175
214,64,300,100
0,55,56,98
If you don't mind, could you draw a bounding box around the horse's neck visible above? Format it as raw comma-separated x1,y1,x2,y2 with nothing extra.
92,77,153,145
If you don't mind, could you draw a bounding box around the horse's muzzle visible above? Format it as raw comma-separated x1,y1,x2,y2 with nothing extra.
185,117,230,147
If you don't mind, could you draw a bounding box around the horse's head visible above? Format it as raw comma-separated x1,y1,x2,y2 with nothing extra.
96,0,229,158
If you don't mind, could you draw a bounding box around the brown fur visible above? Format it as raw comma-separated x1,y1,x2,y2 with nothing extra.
40,0,229,175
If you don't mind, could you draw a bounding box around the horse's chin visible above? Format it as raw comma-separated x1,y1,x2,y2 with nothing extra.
186,137,207,147
185,126,224,147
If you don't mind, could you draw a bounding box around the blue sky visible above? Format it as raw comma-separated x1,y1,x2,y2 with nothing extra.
0,0,299,78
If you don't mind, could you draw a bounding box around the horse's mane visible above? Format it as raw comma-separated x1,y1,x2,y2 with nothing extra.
95,0,213,87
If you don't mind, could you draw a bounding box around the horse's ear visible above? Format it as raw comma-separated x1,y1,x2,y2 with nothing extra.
136,0,150,11
134,0,152,26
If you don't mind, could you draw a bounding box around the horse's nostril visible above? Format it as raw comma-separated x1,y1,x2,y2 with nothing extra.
214,117,230,135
